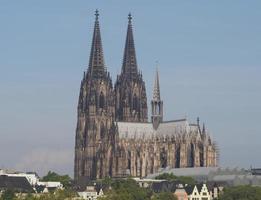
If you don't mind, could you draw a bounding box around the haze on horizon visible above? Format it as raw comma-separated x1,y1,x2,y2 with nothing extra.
0,0,260,176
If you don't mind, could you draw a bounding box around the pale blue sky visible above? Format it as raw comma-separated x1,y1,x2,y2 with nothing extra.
0,0,261,176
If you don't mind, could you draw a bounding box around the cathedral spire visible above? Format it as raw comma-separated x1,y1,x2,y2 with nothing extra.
202,123,206,133
153,67,161,101
151,67,163,129
88,9,105,78
121,13,138,78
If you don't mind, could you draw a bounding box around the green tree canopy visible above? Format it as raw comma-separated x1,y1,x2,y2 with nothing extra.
2,189,78,200
151,192,177,200
41,171,72,188
0,189,15,200
219,185,261,200
99,178,152,200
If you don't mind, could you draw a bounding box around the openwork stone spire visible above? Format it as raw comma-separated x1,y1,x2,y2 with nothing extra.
88,9,105,78
153,68,161,101
151,68,163,129
121,13,138,78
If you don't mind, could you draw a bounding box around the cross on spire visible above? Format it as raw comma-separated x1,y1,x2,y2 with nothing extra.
95,9,99,20
128,13,132,23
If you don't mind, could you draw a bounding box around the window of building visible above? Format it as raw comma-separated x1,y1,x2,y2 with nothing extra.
99,92,105,109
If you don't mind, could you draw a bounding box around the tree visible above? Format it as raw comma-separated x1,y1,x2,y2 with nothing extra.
219,185,261,200
19,189,78,200
155,173,177,181
100,178,152,200
41,171,72,188
0,189,16,200
152,192,177,200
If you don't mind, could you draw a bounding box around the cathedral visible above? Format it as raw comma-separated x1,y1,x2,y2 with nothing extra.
74,10,218,183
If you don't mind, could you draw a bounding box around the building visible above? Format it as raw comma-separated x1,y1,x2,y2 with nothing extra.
0,175,34,193
77,186,104,200
74,10,218,183
174,184,189,200
0,170,63,193
185,184,211,200
250,168,261,176
147,167,261,187
149,181,215,200
36,181,63,193
132,177,166,188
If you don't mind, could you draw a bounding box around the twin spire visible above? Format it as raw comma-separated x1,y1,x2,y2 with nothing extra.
88,10,105,78
121,13,138,78
88,9,161,100
88,10,163,125
88,10,138,79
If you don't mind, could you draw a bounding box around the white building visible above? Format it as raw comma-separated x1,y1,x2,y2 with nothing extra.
37,181,63,193
132,177,166,188
77,186,104,200
186,184,211,200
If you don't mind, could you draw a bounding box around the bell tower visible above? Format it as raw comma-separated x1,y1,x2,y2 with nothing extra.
151,68,163,129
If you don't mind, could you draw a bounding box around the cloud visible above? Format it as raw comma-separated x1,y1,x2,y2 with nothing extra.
15,148,74,177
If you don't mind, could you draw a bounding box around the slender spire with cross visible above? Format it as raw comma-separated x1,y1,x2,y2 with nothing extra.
151,66,163,129
88,9,105,78
153,63,161,101
95,9,99,20
121,13,138,79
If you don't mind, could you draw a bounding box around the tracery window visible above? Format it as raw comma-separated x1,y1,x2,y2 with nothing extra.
133,94,139,111
99,92,105,109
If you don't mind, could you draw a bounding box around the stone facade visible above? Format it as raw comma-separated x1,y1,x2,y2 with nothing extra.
74,11,217,183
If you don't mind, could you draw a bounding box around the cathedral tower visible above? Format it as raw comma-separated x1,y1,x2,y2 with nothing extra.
115,14,148,122
74,11,217,183
74,10,116,183
151,68,163,129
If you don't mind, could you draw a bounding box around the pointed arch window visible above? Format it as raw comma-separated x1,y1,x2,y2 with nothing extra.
127,151,131,170
99,92,105,109
133,94,139,111
100,123,105,139
160,148,167,168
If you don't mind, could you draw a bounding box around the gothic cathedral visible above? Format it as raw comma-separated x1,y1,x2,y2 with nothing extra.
74,11,217,183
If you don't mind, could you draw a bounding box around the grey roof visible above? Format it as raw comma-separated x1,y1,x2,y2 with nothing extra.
0,175,34,193
184,185,194,195
251,168,261,175
147,167,218,179
117,118,202,140
151,181,177,193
